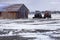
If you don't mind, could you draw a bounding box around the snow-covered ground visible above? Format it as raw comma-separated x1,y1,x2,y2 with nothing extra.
0,14,60,30
0,14,60,40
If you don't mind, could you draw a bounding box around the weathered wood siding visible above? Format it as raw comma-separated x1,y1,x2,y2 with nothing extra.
16,4,29,18
16,12,21,19
1,12,16,19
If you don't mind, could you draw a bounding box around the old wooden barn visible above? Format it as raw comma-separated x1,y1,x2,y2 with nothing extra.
0,4,29,19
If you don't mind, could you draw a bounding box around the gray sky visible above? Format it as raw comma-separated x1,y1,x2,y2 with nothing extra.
0,0,60,11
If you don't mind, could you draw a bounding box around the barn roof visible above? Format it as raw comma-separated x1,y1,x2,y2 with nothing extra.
0,4,25,12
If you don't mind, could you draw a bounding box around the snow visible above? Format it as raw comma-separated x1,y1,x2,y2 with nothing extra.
0,14,60,40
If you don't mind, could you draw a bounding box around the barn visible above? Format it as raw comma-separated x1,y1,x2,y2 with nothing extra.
0,4,29,19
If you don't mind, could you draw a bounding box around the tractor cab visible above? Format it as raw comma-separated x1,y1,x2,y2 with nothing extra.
33,11,42,18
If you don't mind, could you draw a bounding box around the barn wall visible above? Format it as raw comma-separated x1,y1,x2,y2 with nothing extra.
1,12,16,19
17,5,29,18
23,5,29,18
20,5,29,18
16,11,21,19
1,12,7,19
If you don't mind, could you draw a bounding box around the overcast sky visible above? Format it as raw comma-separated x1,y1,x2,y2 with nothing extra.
0,0,60,11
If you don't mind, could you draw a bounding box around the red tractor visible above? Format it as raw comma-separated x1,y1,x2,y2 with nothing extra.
44,11,51,18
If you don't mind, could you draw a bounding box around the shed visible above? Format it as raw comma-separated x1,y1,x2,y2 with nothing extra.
0,4,29,19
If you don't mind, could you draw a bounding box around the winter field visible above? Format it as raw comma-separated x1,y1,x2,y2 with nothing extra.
0,14,60,40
